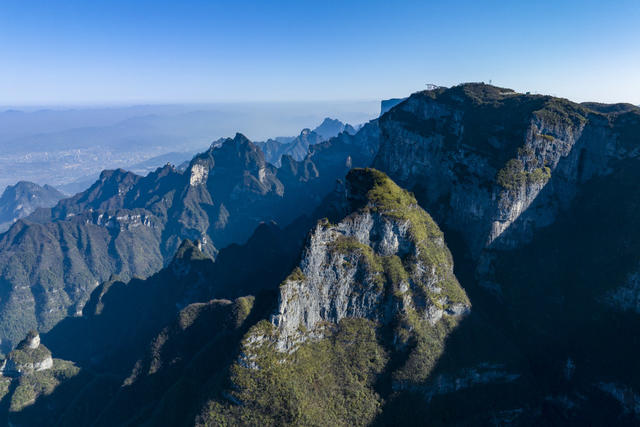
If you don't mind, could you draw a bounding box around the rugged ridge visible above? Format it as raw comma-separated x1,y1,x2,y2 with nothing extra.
0,120,380,351
256,128,324,166
256,117,358,167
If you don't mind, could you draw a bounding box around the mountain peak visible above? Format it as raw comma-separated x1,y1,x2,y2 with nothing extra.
170,239,210,277
0,181,65,231
312,117,348,140
345,167,411,212
232,132,251,144
319,117,341,126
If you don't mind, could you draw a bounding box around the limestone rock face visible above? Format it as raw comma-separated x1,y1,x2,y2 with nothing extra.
374,83,639,256
257,169,469,353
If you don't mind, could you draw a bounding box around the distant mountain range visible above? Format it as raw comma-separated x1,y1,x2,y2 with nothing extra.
0,104,377,192
255,117,358,166
2,84,640,425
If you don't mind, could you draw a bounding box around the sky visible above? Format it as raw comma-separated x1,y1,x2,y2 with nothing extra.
1,0,639,105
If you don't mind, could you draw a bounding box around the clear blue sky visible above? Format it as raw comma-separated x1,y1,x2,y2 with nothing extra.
1,0,639,105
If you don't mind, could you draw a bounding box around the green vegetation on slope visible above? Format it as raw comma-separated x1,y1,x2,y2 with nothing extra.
203,318,388,427
496,154,551,191
5,359,80,413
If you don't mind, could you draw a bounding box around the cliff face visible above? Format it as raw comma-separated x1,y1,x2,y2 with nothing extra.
202,169,469,425
374,83,639,255
370,84,640,423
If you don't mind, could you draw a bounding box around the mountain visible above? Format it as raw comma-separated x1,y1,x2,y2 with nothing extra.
57,151,198,196
374,83,640,256
0,211,311,425
3,84,640,424
256,117,358,167
256,128,324,166
4,169,472,426
201,168,470,425
2,212,310,425
0,103,378,192
312,117,357,140
0,182,65,232
0,121,380,352
371,83,640,423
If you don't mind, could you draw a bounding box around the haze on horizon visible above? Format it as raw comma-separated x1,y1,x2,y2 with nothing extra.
1,0,639,106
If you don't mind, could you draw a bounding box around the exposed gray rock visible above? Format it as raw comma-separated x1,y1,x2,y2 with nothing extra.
374,84,638,257
266,169,470,351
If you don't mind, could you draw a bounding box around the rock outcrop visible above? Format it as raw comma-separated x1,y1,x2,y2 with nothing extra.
1,331,53,376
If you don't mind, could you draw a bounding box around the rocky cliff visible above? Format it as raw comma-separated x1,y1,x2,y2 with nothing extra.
271,168,469,351
1,331,53,377
374,83,640,255
371,83,640,423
